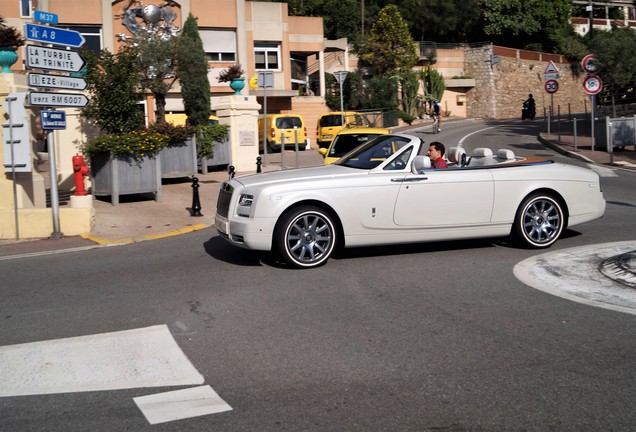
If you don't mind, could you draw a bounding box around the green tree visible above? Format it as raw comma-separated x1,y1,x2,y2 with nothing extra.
82,46,144,133
357,4,418,75
420,67,445,104
175,14,211,127
589,26,636,114
130,34,178,123
399,71,420,116
399,0,458,41
481,0,573,52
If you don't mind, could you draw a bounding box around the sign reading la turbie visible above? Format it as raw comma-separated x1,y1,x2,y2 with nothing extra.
26,45,86,73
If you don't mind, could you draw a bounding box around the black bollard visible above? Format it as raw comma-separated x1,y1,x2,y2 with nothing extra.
256,156,262,173
228,165,235,180
190,176,203,217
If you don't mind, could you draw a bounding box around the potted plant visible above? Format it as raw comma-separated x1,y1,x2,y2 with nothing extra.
217,63,245,95
0,16,26,73
83,129,169,205
148,121,199,178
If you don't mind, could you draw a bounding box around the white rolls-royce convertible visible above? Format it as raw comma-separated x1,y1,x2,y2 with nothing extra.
215,134,606,268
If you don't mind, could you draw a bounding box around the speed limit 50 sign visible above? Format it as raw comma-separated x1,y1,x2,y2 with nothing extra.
545,79,559,94
583,75,603,95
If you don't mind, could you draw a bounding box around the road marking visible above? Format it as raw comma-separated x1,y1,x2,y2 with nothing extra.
587,163,619,177
457,126,499,147
134,385,232,424
0,325,204,397
514,241,636,316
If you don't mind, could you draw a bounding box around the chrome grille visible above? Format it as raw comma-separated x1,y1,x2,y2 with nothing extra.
216,183,233,218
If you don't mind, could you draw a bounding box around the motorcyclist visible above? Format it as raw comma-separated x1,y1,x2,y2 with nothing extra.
522,93,536,120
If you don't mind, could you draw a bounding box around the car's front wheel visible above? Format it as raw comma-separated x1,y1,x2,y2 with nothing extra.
514,193,564,248
274,206,336,268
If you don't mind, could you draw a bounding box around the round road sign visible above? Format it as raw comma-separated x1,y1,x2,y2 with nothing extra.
583,75,603,95
545,79,559,94
581,54,598,74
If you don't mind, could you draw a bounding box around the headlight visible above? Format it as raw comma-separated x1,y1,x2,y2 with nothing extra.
237,194,253,217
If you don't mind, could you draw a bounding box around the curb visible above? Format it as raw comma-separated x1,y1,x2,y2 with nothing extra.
80,223,210,246
537,134,596,164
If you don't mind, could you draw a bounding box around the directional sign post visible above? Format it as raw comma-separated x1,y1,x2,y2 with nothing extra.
28,92,88,107
39,110,66,130
332,71,349,128
28,73,87,91
26,45,86,73
24,23,85,48
33,10,59,25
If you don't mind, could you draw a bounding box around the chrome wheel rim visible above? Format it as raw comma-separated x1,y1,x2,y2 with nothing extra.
522,198,562,245
285,212,334,266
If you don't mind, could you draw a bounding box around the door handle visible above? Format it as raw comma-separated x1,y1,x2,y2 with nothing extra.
392,177,428,182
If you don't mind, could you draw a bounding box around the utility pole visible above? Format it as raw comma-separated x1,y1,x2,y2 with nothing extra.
587,0,594,41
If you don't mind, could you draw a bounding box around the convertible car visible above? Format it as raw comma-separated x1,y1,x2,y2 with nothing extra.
215,134,606,268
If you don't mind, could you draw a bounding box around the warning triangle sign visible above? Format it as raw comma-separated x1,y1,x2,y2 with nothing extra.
544,60,561,79
545,61,560,74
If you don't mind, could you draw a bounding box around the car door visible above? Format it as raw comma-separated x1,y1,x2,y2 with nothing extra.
393,167,495,227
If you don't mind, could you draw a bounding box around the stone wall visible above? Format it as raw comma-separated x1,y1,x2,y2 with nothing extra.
465,44,590,120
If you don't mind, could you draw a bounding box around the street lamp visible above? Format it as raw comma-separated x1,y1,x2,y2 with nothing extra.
332,71,348,128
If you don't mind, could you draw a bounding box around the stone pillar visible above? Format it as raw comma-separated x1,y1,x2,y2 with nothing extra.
212,95,261,172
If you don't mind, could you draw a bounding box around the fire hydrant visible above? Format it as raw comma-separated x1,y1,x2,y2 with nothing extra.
72,154,89,196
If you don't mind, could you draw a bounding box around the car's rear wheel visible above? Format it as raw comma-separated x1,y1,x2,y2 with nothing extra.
274,206,336,268
514,193,564,248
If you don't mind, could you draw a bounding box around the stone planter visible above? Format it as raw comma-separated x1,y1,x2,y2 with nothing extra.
159,136,197,178
198,136,231,174
90,152,161,205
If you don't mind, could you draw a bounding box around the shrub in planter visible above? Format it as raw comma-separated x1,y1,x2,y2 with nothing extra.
83,129,169,161
196,123,230,159
148,122,196,147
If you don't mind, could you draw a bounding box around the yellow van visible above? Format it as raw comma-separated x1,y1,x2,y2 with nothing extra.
316,112,368,148
258,114,308,153
165,113,219,126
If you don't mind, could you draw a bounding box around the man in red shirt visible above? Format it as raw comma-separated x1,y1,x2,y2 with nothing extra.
427,141,448,168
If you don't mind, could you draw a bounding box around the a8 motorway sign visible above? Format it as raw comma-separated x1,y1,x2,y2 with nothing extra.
24,23,85,48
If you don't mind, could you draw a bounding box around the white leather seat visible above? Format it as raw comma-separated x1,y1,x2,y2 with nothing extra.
467,148,494,166
412,155,431,173
496,149,515,161
447,146,467,167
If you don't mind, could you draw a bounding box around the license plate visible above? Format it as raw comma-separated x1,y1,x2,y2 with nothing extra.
215,217,228,235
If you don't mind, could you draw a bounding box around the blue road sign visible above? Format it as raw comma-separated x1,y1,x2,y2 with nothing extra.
33,10,59,25
40,110,67,130
24,23,85,48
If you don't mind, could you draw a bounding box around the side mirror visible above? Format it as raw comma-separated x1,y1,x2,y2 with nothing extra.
318,148,327,157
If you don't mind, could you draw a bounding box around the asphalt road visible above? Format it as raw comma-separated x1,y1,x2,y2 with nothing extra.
1,120,635,431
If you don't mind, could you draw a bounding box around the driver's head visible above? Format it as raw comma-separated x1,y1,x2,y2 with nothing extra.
427,142,445,160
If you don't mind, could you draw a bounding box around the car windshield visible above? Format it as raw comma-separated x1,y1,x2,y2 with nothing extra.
276,117,302,129
329,133,384,158
335,135,415,169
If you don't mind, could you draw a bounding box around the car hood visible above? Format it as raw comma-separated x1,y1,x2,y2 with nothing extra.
234,164,358,188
